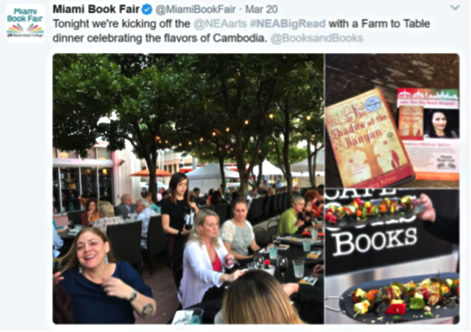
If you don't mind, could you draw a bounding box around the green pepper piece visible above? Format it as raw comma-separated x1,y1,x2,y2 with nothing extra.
393,315,401,320
424,312,433,318
409,297,425,310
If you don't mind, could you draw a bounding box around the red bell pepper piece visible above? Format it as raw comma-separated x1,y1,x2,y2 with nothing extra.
385,303,406,315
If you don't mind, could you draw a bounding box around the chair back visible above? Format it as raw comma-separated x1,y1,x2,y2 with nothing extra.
147,216,165,253
67,210,84,226
253,227,269,248
107,221,142,274
263,195,273,220
267,219,279,240
215,203,230,224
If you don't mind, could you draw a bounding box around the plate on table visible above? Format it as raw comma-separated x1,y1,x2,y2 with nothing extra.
306,250,322,260
299,276,318,286
329,272,459,324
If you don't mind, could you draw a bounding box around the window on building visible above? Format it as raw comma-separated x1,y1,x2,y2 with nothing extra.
60,167,81,212
81,168,98,198
99,168,113,203
97,148,111,160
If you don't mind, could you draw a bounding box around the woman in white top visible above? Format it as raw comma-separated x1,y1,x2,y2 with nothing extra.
179,209,244,309
220,198,260,260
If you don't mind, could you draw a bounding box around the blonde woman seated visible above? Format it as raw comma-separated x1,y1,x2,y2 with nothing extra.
93,201,124,234
179,209,244,309
222,270,303,324
220,199,260,260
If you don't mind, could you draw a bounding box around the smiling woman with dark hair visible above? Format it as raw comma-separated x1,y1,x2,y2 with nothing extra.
424,110,458,139
54,227,156,324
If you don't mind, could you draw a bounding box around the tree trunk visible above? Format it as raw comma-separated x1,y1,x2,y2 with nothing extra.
217,151,226,192
146,151,158,203
307,139,316,188
235,155,249,200
255,158,263,188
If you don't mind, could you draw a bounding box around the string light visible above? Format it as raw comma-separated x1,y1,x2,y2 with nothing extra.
200,137,204,142
306,115,312,121
226,127,230,132
212,132,216,136
244,120,249,125
269,113,274,119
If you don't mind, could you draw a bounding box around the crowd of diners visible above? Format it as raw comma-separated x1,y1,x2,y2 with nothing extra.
53,173,325,324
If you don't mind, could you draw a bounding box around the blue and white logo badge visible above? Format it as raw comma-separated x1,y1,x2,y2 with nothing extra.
364,97,381,112
6,4,45,42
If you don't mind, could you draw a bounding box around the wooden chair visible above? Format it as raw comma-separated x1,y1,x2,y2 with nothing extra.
107,221,143,274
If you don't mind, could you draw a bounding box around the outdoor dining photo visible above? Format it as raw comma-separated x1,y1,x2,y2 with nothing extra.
52,54,325,324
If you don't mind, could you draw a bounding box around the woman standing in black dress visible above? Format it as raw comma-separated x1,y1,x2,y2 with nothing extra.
161,173,199,267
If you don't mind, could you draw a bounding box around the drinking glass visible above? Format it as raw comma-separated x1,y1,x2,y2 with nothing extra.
253,254,264,269
293,259,305,279
302,239,311,253
189,308,204,325
268,244,278,260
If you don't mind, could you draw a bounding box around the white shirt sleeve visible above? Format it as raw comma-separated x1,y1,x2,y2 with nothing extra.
220,220,235,243
185,241,223,288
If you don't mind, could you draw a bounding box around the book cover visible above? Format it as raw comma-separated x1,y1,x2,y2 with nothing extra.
325,88,415,188
398,105,424,140
397,88,459,181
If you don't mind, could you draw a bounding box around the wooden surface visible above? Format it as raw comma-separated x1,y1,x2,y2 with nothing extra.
324,54,459,188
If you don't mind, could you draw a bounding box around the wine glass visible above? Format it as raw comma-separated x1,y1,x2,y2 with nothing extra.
276,256,289,283
253,254,264,269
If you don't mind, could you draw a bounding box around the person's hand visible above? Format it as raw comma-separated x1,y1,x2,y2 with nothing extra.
181,228,191,236
283,283,300,296
53,272,64,284
418,194,436,223
313,264,324,277
190,202,198,211
296,219,305,227
102,277,134,300
227,270,244,282
224,254,235,266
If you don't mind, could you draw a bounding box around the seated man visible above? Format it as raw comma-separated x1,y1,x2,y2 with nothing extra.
278,196,305,236
135,199,158,248
115,193,136,219
192,187,206,207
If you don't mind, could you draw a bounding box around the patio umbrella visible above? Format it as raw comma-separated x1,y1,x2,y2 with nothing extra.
129,169,172,177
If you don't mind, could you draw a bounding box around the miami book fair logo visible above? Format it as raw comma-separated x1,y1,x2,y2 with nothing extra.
5,4,44,42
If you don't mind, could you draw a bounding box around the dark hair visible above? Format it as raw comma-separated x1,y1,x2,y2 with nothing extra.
210,190,222,206
193,187,200,192
169,173,190,205
426,110,454,138
55,227,116,273
232,198,248,211
53,282,74,324
85,197,98,211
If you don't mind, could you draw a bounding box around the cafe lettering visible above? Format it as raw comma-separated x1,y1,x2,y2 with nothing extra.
325,189,455,275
